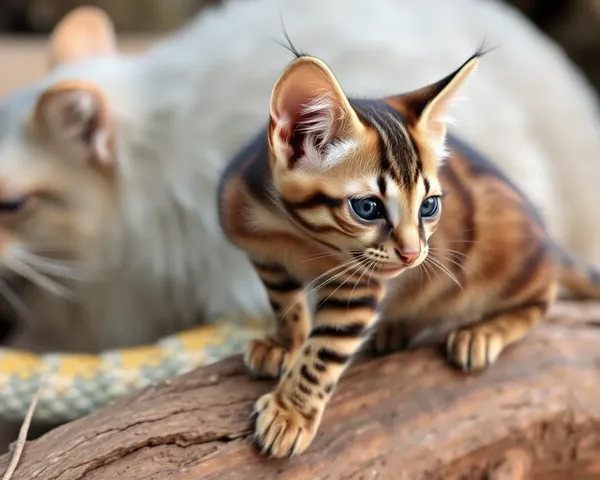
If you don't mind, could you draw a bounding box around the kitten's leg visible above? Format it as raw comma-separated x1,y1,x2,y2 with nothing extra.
252,279,385,458
245,261,310,378
446,299,551,372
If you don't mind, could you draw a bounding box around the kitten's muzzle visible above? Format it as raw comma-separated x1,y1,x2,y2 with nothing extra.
394,248,419,266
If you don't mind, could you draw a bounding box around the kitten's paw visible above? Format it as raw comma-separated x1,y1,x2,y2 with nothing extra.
371,321,408,355
446,326,505,372
244,337,289,378
252,392,320,458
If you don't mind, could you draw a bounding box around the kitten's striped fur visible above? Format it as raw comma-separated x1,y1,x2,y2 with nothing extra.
218,52,598,458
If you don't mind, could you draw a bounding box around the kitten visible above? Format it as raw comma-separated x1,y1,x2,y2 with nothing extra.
218,51,600,458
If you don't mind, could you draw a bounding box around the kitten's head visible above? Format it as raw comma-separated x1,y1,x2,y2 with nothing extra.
268,53,479,279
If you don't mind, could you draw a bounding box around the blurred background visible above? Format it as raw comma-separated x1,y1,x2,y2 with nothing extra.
0,0,599,95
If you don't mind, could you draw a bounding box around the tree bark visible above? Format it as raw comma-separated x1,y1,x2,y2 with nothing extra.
0,302,599,480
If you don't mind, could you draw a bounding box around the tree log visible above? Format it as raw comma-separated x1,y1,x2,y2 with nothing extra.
0,302,599,479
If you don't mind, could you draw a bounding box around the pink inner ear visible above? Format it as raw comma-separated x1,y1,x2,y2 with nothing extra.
276,90,336,166
272,63,343,167
287,106,328,167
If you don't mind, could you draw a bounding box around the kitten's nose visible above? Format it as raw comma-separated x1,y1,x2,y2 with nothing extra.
394,248,420,266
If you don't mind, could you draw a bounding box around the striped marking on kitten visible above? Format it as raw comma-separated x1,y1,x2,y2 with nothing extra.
218,51,587,458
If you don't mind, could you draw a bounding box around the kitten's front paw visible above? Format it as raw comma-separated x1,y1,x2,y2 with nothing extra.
251,391,320,458
446,326,505,372
244,337,290,378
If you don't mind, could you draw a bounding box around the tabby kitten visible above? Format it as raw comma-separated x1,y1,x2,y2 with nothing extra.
219,51,594,458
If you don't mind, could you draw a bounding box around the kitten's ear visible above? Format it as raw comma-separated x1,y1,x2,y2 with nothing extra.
31,81,113,167
388,53,480,158
269,56,364,170
47,6,117,70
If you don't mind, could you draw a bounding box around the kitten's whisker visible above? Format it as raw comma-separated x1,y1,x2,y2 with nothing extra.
419,258,434,284
299,252,345,263
444,239,478,245
428,251,468,273
317,258,370,309
276,258,364,322
366,258,378,289
427,256,463,290
303,257,361,295
423,258,443,283
429,247,469,259
308,258,368,296
347,257,376,306
441,257,467,272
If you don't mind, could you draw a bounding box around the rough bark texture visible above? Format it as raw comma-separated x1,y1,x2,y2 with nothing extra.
0,301,599,479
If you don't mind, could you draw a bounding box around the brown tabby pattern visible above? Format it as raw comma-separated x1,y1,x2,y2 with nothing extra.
218,50,597,458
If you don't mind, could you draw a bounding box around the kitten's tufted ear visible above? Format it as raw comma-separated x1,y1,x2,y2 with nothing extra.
31,81,113,167
47,6,117,70
388,53,480,159
269,56,364,171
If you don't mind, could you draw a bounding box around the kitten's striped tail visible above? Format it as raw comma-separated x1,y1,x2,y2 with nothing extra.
555,245,600,299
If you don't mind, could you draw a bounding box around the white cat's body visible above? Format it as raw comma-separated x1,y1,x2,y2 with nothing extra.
1,0,599,351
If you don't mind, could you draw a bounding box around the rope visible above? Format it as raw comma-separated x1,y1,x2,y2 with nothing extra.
0,319,266,423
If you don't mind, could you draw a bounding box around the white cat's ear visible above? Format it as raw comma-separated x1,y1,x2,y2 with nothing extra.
31,81,113,167
388,53,480,159
269,56,364,171
47,6,117,70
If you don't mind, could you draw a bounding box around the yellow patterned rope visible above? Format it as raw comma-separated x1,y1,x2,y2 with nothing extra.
0,318,267,423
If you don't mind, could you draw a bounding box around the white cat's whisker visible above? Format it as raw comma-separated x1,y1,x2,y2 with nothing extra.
14,252,94,282
5,260,74,298
0,278,35,326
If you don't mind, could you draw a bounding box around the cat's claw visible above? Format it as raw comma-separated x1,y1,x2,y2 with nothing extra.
252,392,319,458
446,327,505,372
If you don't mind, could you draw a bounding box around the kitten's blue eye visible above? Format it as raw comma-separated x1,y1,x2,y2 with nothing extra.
350,197,384,221
420,196,440,218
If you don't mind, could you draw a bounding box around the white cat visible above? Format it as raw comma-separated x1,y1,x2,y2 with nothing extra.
0,0,599,353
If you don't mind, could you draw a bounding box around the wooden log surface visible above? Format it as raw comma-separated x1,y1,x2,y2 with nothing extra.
0,301,599,479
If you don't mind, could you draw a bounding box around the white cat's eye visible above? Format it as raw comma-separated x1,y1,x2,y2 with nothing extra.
0,197,27,213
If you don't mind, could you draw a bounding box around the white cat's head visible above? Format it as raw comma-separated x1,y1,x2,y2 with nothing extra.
0,6,121,297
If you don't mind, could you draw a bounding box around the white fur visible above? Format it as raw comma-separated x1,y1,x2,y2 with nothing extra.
1,0,599,351
323,140,359,170
297,95,354,171
299,95,339,145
